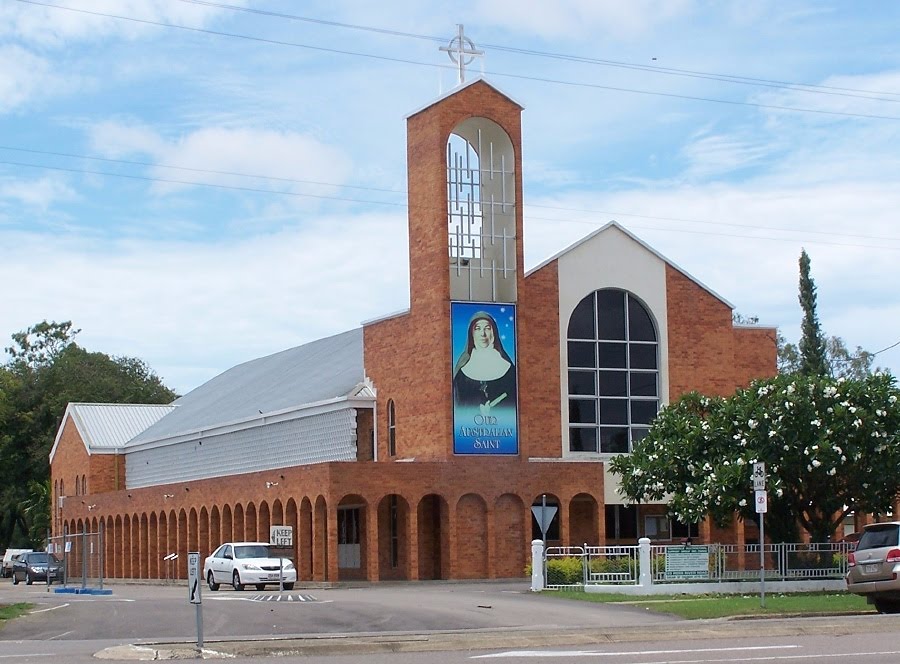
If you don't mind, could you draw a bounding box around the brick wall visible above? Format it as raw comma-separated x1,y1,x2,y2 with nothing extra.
519,261,563,459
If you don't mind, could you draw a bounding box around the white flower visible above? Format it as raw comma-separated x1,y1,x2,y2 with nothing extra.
890,395,897,404
828,468,837,476
810,419,821,427
739,499,747,507
853,418,863,428
786,384,796,395
685,486,694,494
849,406,857,414
748,419,758,429
812,459,822,468
769,430,777,438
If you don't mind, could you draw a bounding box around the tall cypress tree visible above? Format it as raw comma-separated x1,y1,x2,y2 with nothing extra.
798,249,829,377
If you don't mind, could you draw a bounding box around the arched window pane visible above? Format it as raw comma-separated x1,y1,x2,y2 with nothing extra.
568,341,596,368
569,399,596,424
567,294,596,340
628,297,657,341
598,371,627,397
569,428,597,453
629,345,658,370
600,428,629,453
597,290,626,340
631,400,659,425
568,371,596,395
630,372,658,397
598,343,626,368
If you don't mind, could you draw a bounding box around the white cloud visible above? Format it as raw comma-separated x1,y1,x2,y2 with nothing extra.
0,175,77,213
0,210,408,394
0,45,74,113
87,122,353,207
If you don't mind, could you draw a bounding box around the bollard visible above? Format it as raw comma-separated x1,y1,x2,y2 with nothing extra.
531,539,544,592
638,537,652,588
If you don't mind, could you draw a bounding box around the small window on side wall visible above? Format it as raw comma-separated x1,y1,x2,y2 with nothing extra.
387,400,396,457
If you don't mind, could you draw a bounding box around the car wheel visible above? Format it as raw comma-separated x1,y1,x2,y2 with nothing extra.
11,573,18,585
283,582,294,591
232,570,244,591
25,573,33,586
874,599,900,614
207,571,219,591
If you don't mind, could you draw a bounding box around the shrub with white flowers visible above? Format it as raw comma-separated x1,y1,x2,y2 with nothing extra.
609,372,900,543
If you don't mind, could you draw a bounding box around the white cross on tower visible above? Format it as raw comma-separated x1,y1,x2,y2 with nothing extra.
440,24,484,85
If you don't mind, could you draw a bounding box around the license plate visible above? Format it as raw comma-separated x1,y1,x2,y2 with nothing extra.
864,564,879,573
266,574,280,580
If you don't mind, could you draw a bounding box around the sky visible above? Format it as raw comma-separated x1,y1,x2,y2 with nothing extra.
2,0,899,395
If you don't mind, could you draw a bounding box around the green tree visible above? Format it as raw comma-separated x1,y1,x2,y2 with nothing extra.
779,333,877,380
610,372,900,543
0,321,177,549
797,250,829,377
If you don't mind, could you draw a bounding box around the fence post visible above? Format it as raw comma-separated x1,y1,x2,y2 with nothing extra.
531,540,544,592
638,537,652,588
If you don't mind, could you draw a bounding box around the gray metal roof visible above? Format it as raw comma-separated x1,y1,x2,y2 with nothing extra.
130,328,365,444
49,403,176,460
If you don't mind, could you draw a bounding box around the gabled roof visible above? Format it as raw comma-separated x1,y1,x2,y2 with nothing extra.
129,327,366,445
405,76,524,119
525,221,734,309
49,403,176,462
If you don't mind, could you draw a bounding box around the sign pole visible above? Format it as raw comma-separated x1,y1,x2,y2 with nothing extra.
759,510,765,608
753,462,767,609
187,552,203,650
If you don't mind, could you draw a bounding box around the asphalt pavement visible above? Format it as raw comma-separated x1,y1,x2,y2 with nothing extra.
2,580,900,660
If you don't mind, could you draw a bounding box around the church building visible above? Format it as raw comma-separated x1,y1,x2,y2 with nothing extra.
50,76,776,583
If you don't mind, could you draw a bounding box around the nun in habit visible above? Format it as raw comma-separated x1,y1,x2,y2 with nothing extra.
452,311,517,414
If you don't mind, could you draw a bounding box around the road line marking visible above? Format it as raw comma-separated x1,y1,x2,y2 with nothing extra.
29,603,69,614
0,654,55,659
47,630,73,640
472,645,801,659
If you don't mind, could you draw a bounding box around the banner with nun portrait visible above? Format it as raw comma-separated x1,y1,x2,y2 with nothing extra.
450,302,519,455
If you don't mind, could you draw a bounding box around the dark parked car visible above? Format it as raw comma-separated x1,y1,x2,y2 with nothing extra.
846,521,900,613
11,552,63,585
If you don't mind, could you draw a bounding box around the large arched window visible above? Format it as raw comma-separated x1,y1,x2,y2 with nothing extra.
567,289,659,454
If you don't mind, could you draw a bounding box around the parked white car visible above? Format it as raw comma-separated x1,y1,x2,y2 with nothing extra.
203,542,296,591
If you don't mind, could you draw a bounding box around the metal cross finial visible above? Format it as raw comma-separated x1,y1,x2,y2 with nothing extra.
440,24,484,85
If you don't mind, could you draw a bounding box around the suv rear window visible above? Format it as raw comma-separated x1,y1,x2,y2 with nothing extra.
857,524,900,551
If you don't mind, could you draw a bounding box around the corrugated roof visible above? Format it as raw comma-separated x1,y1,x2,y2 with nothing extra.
49,403,176,461
130,327,365,444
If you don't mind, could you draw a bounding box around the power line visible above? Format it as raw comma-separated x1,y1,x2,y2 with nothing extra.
175,0,900,103
0,160,406,208
0,146,405,196
15,0,900,122
3,158,899,252
2,146,898,245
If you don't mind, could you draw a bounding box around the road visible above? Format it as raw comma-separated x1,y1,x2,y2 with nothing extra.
1,581,900,662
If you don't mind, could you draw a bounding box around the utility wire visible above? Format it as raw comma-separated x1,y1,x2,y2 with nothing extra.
4,158,899,252
3,145,899,244
15,0,900,122
176,0,900,102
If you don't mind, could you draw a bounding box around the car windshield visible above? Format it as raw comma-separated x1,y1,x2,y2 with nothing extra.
857,525,900,551
234,545,270,559
28,553,61,564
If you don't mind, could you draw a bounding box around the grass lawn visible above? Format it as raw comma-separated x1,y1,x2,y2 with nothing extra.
544,590,873,619
0,603,33,625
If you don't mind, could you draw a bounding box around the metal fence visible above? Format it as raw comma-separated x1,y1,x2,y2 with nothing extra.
545,545,640,588
543,541,851,589
48,526,105,589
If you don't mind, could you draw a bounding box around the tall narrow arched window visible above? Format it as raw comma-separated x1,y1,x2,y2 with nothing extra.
81,475,87,496
567,289,659,454
387,400,396,457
